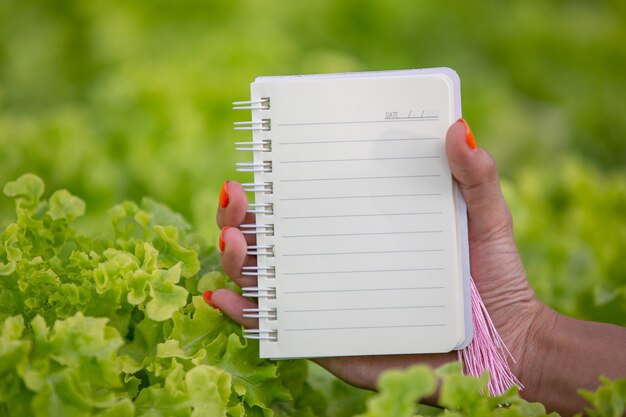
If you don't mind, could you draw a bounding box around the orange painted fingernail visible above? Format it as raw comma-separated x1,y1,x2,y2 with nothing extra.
202,290,217,308
458,118,477,150
219,181,230,209
219,227,230,253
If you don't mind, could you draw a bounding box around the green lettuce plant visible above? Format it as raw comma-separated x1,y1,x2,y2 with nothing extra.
0,174,624,417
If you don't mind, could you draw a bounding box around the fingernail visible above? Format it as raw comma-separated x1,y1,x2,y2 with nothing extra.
219,181,230,209
219,227,230,253
458,118,477,150
202,290,217,308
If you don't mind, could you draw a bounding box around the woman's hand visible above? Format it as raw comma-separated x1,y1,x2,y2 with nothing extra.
211,119,543,387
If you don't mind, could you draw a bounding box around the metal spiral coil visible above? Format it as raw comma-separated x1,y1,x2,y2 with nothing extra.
243,329,278,341
242,307,277,320
246,245,274,256
242,266,276,278
240,223,274,236
233,119,271,131
242,182,273,193
232,98,270,111
247,203,274,215
235,139,271,152
242,286,277,299
236,161,272,173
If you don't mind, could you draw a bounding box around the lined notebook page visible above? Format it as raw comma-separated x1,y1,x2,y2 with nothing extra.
250,70,469,358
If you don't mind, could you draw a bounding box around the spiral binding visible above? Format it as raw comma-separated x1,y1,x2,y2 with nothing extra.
243,307,277,320
233,119,271,131
234,96,277,343
247,203,273,215
242,286,277,299
240,223,275,236
242,329,278,341
242,266,276,278
242,182,273,193
235,140,271,152
232,97,270,111
236,161,272,173
247,245,274,256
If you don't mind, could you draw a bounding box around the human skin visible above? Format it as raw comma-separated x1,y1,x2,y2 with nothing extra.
212,119,626,416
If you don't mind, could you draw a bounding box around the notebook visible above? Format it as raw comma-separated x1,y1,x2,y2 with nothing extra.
233,68,472,359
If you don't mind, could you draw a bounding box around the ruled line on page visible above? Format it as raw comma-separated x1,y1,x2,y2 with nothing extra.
280,211,442,220
284,286,445,295
278,137,439,145
284,324,446,332
282,249,443,257
282,267,444,276
280,174,441,183
276,117,438,127
282,230,443,238
279,193,441,201
279,156,439,164
284,305,446,313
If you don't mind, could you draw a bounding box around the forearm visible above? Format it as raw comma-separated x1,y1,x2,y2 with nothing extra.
519,306,626,416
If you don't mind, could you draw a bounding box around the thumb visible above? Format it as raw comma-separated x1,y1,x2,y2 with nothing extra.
445,119,513,242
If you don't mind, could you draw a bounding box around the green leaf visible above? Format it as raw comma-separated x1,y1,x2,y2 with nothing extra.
97,399,135,417
437,362,490,414
197,270,240,294
134,359,232,417
5,313,134,417
127,270,152,305
118,316,165,363
216,334,293,410
3,174,44,204
167,296,235,361
46,313,124,387
145,263,189,322
134,359,190,417
48,190,86,221
186,365,231,417
140,198,191,231
0,316,31,399
579,376,626,417
152,225,200,278
357,365,436,417
31,368,129,417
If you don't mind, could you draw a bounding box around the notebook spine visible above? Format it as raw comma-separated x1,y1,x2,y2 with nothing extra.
233,96,277,343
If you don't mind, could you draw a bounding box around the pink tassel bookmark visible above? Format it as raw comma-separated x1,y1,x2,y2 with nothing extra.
459,277,523,396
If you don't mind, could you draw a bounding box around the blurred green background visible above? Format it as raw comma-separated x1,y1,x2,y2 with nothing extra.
1,0,625,324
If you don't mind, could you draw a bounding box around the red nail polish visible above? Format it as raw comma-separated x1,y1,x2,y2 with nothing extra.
202,290,217,308
219,227,229,252
458,118,477,150
219,181,230,209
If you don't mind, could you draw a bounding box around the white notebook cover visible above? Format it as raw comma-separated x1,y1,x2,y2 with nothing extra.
240,68,472,358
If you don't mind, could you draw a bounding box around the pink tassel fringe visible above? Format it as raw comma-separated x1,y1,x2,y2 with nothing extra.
458,277,523,396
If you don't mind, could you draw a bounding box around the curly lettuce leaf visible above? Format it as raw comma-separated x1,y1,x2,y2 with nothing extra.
579,376,626,417
134,360,231,417
48,190,86,222
3,174,45,208
357,364,435,417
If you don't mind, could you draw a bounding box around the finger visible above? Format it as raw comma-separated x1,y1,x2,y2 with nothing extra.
216,180,257,245
445,119,514,243
220,226,258,288
216,181,257,230
208,289,259,329
217,180,251,228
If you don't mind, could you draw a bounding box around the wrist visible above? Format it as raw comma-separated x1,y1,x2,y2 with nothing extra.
513,300,559,403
